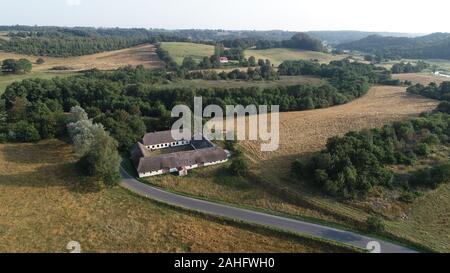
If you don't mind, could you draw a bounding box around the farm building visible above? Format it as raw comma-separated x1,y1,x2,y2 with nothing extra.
219,57,229,63
130,130,229,178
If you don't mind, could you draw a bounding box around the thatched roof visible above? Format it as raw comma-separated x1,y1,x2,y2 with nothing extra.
135,147,227,174
142,130,186,146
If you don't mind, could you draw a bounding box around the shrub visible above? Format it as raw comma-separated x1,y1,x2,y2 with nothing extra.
437,101,450,114
50,66,73,71
229,156,249,177
0,133,6,143
399,191,420,203
1,58,32,74
366,215,385,233
36,58,45,65
409,162,450,189
224,139,237,152
415,143,430,156
11,121,40,142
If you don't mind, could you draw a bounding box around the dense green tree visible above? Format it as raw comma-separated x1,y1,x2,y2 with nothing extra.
95,110,146,151
68,118,105,157
67,106,120,188
11,120,40,142
248,56,256,67
78,128,120,187
283,33,326,52
366,215,385,233
409,162,450,188
199,56,212,69
391,61,429,74
1,59,32,74
182,56,198,70
293,112,450,198
229,156,249,177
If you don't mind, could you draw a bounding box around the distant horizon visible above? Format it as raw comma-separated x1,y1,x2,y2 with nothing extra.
0,0,448,34
0,24,432,36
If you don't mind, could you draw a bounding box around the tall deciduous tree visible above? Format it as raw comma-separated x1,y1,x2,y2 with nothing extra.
67,106,120,188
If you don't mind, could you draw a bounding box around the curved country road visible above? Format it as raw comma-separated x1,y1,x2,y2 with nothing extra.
120,165,417,253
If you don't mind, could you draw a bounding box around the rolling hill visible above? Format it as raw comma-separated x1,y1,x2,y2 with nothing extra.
307,31,422,45
338,33,450,59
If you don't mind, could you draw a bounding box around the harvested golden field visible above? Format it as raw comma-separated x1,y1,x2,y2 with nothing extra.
0,139,348,253
230,86,438,166
0,44,164,72
393,73,448,85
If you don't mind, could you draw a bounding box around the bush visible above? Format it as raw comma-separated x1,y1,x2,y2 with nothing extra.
1,58,32,74
0,133,6,143
409,162,450,189
366,215,385,233
11,121,40,142
415,143,430,156
36,58,45,65
399,191,420,203
224,139,237,152
229,156,249,177
50,66,73,71
437,101,450,114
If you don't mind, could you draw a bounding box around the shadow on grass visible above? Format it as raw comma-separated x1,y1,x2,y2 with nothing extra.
0,162,102,194
0,141,73,165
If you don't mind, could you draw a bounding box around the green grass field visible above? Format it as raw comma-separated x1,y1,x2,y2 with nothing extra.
244,48,346,66
0,72,76,94
160,42,215,65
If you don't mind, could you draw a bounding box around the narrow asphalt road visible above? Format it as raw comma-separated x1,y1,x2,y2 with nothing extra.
119,165,418,253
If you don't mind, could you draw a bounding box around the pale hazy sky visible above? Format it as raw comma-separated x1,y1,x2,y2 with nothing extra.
0,0,448,33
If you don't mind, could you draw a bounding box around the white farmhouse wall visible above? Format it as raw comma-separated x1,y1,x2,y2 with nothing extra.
146,140,190,150
138,158,228,178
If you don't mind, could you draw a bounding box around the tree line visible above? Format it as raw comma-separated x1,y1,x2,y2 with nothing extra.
391,61,429,74
0,26,297,57
1,36,150,57
407,81,450,101
0,60,388,151
0,27,191,57
255,33,326,52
